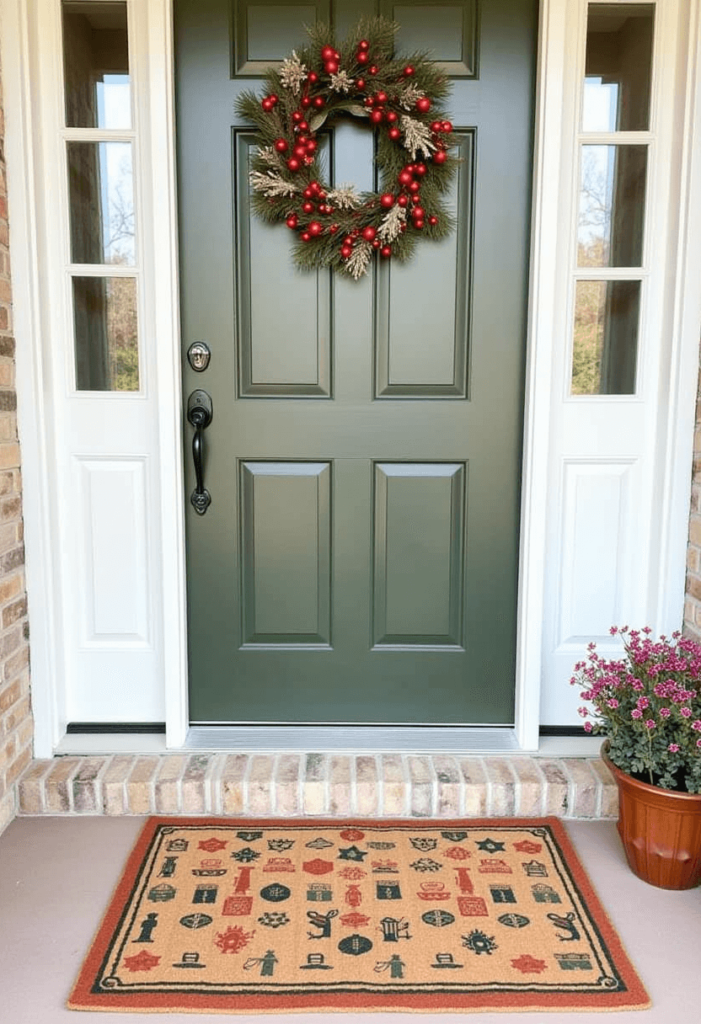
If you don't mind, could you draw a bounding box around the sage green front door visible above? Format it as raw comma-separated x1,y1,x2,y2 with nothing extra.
175,0,537,725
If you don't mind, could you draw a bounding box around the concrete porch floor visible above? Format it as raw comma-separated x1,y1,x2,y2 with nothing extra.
0,816,699,1023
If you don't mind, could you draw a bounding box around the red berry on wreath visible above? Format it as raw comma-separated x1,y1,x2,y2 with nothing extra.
302,201,315,213
313,96,325,108
343,236,353,246
269,94,279,104
386,110,398,123
412,206,425,220
380,245,392,257
303,186,314,198
308,221,323,236
356,78,366,90
325,60,339,74
376,91,388,104
413,219,424,229
429,216,438,225
397,195,409,207
262,98,273,111
433,150,448,164
306,139,317,152
286,214,298,229
364,96,375,107
294,144,307,158
321,45,336,60
388,127,401,141
287,157,301,171
409,181,420,193
301,96,311,108
370,109,384,124
380,193,395,209
292,111,303,123
362,226,377,241
300,231,311,241
298,120,309,132
415,162,427,176
441,120,453,133
308,71,318,83
357,51,369,64
372,239,380,248
430,120,443,133
403,66,415,76
416,97,431,113
329,224,339,234
274,138,288,152
341,244,353,258
398,170,413,186
358,39,370,50
369,65,378,74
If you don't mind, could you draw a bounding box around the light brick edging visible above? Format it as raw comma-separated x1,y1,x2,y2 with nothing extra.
16,753,619,820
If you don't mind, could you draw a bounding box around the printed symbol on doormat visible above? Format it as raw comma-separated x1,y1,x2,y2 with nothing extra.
489,885,516,904
233,866,254,893
222,895,253,916
375,954,405,978
476,838,505,853
421,909,455,927
522,860,548,877
172,952,206,969
478,859,512,874
340,911,371,928
307,909,339,939
179,913,213,929
198,837,227,852
306,837,334,849
417,881,450,901
409,837,437,852
457,896,488,917
511,954,547,974
192,884,218,904
307,883,332,902
376,882,402,900
258,912,290,929
236,831,263,842
443,847,471,861
268,838,295,852
462,930,498,955
441,831,468,842
498,913,530,929
166,839,188,852
379,917,411,942
148,884,176,902
339,829,365,842
532,884,561,904
299,953,333,970
431,952,463,969
192,859,227,876
338,933,373,956
303,858,334,875
513,839,542,854
260,884,291,903
367,841,395,850
132,913,159,943
555,953,593,971
263,857,295,873
338,866,366,880
548,912,581,941
410,858,442,872
345,884,363,907
454,868,474,893
244,950,278,976
338,846,367,862
158,857,178,878
122,950,161,973
372,859,399,873
214,926,255,953
231,847,260,863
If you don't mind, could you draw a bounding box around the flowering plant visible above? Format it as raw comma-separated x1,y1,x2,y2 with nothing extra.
571,628,701,793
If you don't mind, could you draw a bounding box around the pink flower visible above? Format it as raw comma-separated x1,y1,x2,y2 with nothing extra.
583,721,593,733
680,707,693,718
645,719,656,729
697,738,701,749
636,696,650,709
607,698,619,708
692,721,701,732
578,707,589,718
659,707,671,718
668,743,680,753
631,709,643,719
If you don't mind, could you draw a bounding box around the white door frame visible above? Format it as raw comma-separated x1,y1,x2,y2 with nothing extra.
1,0,700,756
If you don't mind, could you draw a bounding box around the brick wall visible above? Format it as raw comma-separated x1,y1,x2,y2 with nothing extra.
0,55,32,835
685,359,701,640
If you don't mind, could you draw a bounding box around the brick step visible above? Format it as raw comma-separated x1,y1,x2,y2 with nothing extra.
17,753,618,819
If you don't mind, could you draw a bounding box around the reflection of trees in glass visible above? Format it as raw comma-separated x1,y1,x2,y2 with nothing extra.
572,281,604,395
106,277,139,391
104,147,135,264
578,148,612,267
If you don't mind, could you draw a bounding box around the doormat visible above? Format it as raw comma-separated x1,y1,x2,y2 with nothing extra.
68,817,650,1014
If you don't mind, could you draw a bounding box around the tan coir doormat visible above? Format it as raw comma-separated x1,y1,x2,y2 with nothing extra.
68,817,650,1014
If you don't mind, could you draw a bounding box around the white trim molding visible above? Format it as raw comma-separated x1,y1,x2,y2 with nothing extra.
1,0,700,755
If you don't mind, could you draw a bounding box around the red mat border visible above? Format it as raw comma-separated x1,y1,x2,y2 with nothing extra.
68,816,650,1014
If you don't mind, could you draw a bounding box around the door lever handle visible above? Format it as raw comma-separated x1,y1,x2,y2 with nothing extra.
187,389,213,515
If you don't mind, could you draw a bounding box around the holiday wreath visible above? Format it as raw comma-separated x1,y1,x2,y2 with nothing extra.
238,17,458,279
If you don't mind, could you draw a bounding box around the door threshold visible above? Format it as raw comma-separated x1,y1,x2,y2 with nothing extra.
185,725,523,753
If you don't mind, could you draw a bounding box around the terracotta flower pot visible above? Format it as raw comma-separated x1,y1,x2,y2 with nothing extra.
602,742,701,889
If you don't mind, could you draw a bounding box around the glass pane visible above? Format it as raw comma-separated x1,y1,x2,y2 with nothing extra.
583,4,654,132
62,1,131,128
68,142,135,265
571,279,640,395
578,145,647,267
73,276,139,391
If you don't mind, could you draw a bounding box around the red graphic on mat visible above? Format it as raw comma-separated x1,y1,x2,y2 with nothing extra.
511,954,547,974
303,859,334,875
339,829,365,842
340,912,371,928
417,881,450,901
198,837,227,852
454,867,474,893
478,859,513,874
338,866,367,880
513,840,542,854
214,926,255,953
122,950,161,973
263,857,295,873
345,884,363,907
234,867,254,893
443,847,471,860
457,896,489,917
222,895,253,916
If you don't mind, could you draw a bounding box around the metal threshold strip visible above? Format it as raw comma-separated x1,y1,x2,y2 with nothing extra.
185,725,523,753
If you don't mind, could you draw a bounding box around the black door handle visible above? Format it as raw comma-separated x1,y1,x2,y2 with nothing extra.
187,390,213,514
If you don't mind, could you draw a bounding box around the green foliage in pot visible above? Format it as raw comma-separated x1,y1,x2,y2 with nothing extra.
571,628,701,793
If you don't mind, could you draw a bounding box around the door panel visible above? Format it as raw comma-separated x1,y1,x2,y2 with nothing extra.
175,0,537,725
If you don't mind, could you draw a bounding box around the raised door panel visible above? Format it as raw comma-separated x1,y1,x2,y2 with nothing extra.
232,0,331,76
380,0,479,77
